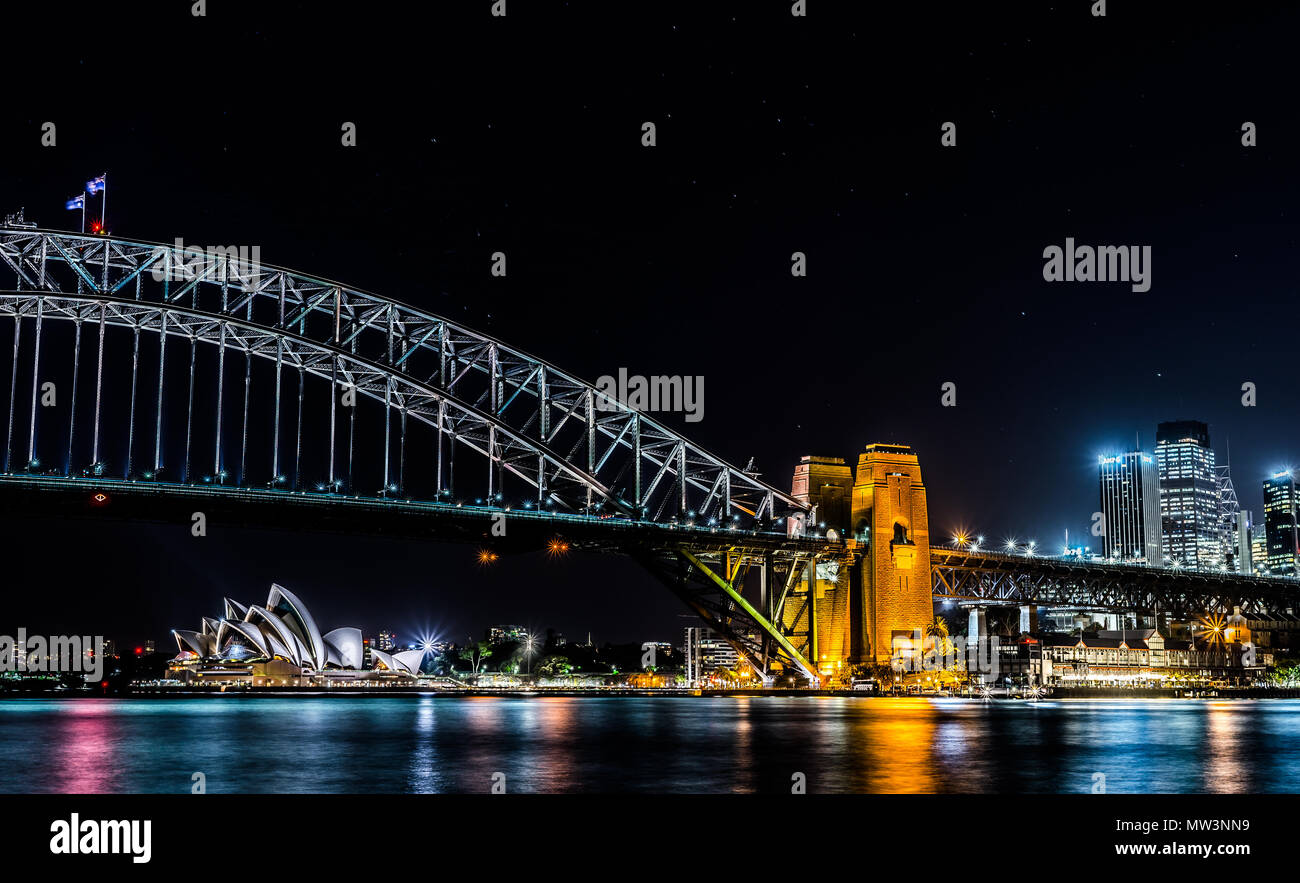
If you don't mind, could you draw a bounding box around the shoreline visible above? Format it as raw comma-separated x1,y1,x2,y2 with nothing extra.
6,687,1300,700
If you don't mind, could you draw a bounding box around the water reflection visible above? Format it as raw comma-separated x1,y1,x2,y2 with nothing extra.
526,699,579,793
407,697,440,792
1203,702,1247,793
3,697,1300,794
50,702,117,792
856,699,940,793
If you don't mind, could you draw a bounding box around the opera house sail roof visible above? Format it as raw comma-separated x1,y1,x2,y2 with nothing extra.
171,584,422,676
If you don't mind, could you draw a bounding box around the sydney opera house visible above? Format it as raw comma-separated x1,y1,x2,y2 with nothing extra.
170,584,426,686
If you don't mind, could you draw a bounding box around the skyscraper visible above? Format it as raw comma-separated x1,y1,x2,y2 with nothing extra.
1154,421,1221,569
1234,510,1253,575
1251,523,1268,575
1263,471,1300,575
1098,452,1162,563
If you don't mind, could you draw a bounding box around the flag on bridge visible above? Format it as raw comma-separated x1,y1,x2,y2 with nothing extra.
65,195,84,210
86,175,105,194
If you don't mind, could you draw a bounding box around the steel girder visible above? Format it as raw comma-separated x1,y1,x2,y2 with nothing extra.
932,548,1300,617
0,229,806,527
634,545,826,684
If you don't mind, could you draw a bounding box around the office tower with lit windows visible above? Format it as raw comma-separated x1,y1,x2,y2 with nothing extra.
1154,420,1221,569
1263,471,1300,575
1252,523,1268,575
1098,452,1163,563
486,625,528,645
1234,510,1254,575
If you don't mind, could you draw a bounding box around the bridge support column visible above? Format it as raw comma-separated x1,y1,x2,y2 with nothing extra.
848,444,933,663
1019,604,1038,635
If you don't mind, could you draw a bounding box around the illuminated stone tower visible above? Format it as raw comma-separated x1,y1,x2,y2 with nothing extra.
789,445,935,674
789,456,855,676
790,455,853,535
851,444,934,663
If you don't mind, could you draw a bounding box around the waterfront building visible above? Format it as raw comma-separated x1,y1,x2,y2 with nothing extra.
1098,452,1163,563
684,626,740,686
1264,471,1300,575
170,585,426,686
375,630,397,651
1038,629,1256,686
1154,421,1220,569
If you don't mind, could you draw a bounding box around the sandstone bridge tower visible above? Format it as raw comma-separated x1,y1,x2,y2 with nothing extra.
790,444,934,672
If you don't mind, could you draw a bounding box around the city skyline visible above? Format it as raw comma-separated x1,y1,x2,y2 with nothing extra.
5,3,1300,648
6,2,1300,837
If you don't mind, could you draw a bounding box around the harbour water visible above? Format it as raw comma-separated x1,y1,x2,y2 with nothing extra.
2,696,1295,794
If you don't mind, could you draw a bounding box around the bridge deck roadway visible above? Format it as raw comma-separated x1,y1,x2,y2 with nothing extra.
0,474,842,559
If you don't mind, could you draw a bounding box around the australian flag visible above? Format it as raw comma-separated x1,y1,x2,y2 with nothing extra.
65,195,84,210
85,175,105,194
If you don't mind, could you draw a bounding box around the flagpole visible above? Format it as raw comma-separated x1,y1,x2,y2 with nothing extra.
100,173,107,232
80,199,84,235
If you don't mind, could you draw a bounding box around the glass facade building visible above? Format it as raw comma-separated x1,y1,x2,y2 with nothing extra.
1154,421,1222,569
1263,471,1300,575
1098,452,1163,563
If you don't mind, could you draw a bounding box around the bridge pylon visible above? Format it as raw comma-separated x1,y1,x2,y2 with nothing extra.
791,444,936,673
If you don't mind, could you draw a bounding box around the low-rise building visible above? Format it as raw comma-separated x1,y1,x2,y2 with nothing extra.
1038,629,1256,687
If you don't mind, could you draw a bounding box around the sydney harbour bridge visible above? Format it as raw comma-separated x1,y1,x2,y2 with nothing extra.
2,226,1298,685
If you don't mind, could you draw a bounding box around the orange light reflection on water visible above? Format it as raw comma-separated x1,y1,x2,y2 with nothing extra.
1203,701,1247,793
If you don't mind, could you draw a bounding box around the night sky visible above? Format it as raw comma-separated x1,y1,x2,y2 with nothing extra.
2,1,1297,648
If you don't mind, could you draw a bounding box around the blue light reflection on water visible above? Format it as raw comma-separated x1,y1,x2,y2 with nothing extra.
2,697,1297,794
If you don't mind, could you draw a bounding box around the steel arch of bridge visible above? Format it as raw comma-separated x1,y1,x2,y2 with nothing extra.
0,292,631,508
0,228,825,684
0,229,804,526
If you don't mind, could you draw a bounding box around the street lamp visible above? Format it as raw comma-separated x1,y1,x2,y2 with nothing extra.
524,633,537,674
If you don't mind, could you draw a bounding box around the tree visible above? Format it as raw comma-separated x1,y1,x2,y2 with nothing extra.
711,665,737,687
535,655,573,678
428,651,455,677
1268,663,1300,687
459,641,493,675
924,616,957,666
